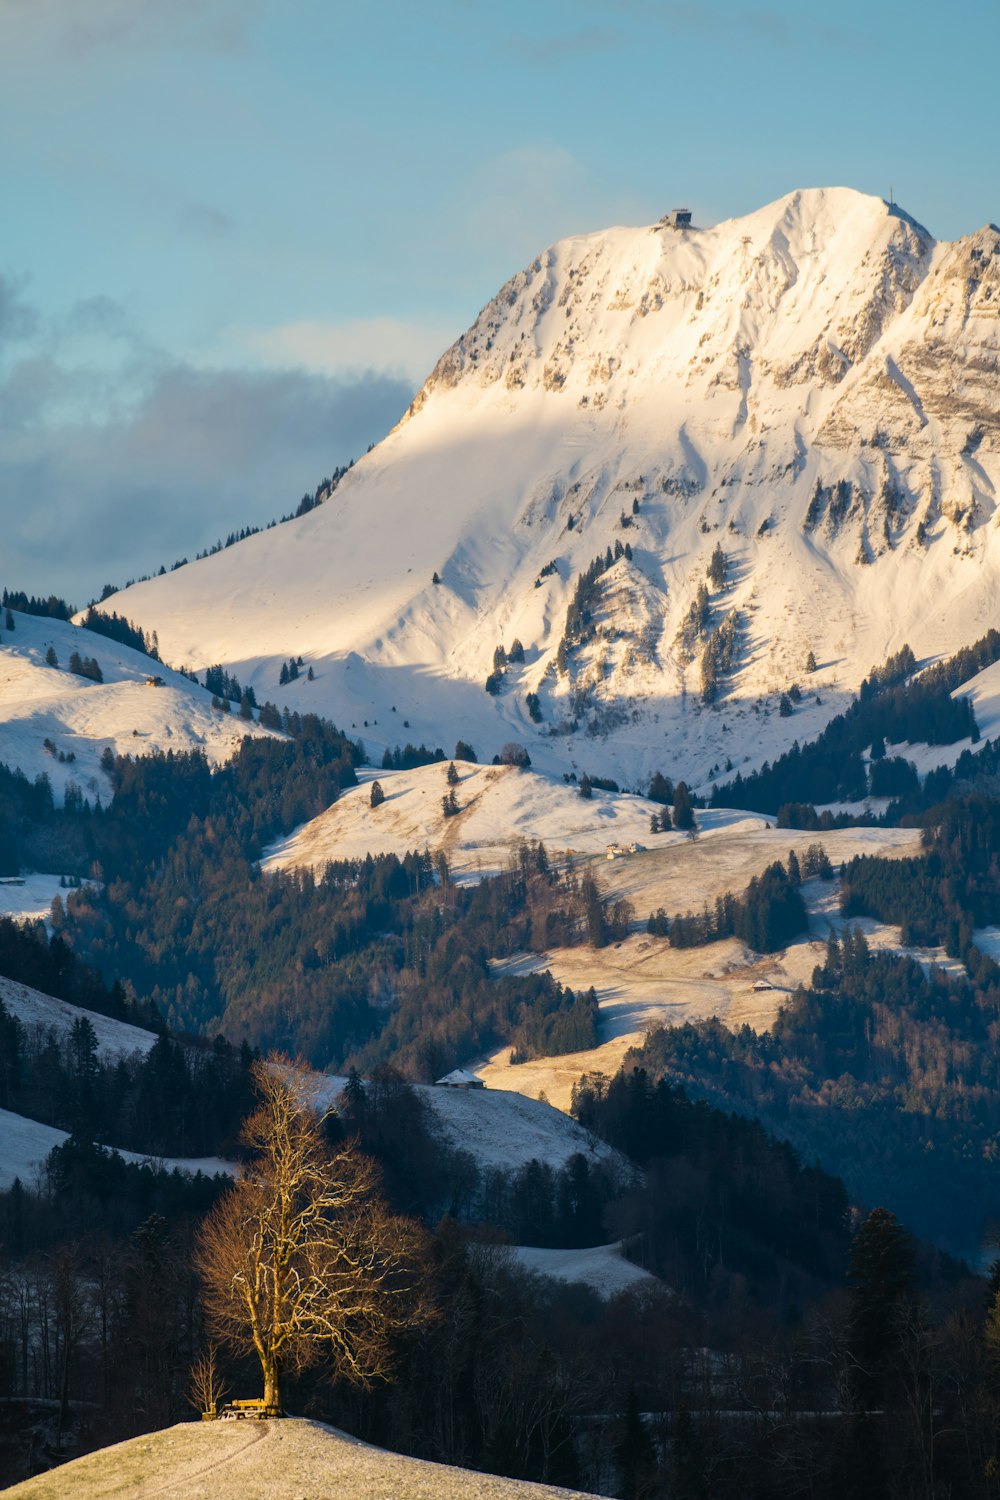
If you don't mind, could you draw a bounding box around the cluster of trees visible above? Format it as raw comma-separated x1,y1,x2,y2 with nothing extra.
648,780,695,832
0,998,257,1158
842,795,1000,964
629,924,1000,1250
1,590,73,620
67,651,103,682
700,609,740,703
675,581,710,660
713,636,997,818
278,657,314,686
80,608,161,661
507,983,599,1063
381,743,445,770
556,544,632,674
649,853,809,952
204,663,252,704
484,638,525,695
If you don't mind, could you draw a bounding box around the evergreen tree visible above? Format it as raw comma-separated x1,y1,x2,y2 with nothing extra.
446,762,459,786
508,638,525,663
369,780,385,809
614,1384,658,1500
805,649,817,672
579,775,593,800
847,1206,916,1411
45,646,58,667
4,609,13,629
671,782,695,831
279,662,290,686
707,542,727,589
648,772,673,805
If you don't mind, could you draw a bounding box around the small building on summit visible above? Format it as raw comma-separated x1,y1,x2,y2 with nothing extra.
659,208,692,229
434,1068,486,1090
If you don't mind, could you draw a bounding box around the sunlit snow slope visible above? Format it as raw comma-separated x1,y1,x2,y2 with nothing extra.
105,188,1000,789
0,609,275,803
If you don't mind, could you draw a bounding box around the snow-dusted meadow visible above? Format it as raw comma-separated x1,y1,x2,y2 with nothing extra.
264,762,767,884
2,1417,604,1500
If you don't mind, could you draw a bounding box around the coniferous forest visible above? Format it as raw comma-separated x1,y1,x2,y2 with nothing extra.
7,637,1000,1495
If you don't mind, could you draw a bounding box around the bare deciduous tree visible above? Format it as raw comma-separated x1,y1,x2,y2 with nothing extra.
195,1058,429,1413
187,1343,228,1417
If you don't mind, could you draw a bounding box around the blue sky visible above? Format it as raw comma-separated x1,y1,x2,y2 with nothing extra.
2,0,997,600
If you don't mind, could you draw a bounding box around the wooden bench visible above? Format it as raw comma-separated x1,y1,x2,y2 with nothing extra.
220,1398,280,1420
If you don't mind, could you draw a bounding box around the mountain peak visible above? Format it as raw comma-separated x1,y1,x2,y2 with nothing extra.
104,187,1000,791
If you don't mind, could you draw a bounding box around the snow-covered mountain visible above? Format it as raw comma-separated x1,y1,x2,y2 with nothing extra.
102,188,1000,788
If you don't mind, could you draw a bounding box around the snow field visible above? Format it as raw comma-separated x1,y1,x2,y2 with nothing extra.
0,974,158,1059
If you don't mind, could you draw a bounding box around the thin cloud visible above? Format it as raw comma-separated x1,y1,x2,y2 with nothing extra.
507,25,625,66
180,202,238,238
237,317,456,386
0,0,260,57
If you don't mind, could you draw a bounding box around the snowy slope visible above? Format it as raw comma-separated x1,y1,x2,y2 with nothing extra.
3,1418,603,1499
512,1242,654,1299
0,608,276,804
311,1071,624,1176
0,974,158,1058
264,763,766,883
0,1106,234,1189
102,188,1000,790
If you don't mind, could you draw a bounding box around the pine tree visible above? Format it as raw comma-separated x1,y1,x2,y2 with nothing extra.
614,1384,658,1500
4,609,13,629
671,782,695,831
707,542,728,589
806,649,818,672
279,662,290,686
432,571,441,585
370,780,385,809
508,638,525,663
648,771,674,804
45,646,58,667
579,775,593,800
446,762,459,785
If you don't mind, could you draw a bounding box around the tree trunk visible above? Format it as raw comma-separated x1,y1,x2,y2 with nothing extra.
261,1355,281,1414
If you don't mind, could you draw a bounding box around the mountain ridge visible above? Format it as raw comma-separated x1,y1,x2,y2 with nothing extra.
99,187,1000,788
